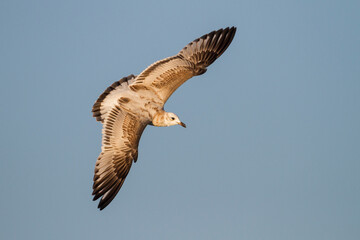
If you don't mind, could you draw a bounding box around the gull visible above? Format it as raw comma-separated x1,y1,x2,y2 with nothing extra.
92,27,236,210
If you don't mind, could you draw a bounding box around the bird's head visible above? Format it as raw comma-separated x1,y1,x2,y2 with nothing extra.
165,112,186,128
153,111,186,127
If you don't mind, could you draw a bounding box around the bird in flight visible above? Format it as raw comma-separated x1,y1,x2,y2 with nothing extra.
92,27,236,210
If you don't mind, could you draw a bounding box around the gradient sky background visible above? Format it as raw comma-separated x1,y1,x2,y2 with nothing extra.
1,0,359,239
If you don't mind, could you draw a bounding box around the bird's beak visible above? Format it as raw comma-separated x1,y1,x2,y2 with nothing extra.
179,122,186,128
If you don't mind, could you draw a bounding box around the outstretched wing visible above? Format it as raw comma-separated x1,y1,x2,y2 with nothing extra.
92,105,147,210
131,27,236,103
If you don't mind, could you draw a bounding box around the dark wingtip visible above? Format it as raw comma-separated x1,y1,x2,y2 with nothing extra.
98,204,105,211
179,26,237,70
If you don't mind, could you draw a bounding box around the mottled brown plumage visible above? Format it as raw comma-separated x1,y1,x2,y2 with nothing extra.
92,27,236,210
92,106,147,210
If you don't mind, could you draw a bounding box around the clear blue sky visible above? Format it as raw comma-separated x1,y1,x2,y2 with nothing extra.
1,0,359,239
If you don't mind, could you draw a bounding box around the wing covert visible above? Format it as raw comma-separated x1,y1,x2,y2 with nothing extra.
92,74,136,122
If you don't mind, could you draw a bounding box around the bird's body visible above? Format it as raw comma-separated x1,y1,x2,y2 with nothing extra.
92,27,236,210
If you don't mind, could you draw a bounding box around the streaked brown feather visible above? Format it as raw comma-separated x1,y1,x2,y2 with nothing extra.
92,106,147,210
132,27,236,104
92,74,136,122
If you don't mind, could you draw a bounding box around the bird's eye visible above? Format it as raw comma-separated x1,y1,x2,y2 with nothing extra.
171,117,175,120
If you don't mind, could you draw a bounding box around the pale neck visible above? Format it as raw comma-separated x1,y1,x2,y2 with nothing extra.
152,111,168,127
